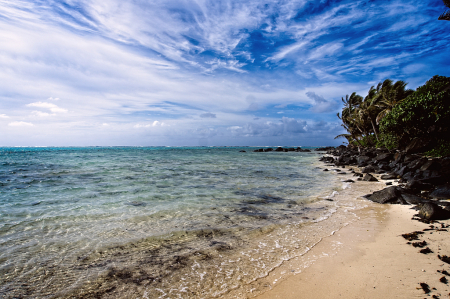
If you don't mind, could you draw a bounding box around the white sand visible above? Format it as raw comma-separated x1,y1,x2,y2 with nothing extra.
253,177,450,299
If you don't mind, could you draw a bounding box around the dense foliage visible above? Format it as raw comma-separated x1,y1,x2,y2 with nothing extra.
336,75,450,156
380,75,450,150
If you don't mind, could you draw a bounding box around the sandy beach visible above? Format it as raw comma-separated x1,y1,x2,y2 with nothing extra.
252,172,450,299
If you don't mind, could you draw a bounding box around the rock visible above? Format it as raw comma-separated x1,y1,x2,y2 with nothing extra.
394,152,403,163
407,158,428,171
264,148,273,152
386,182,392,185
380,174,397,180
402,172,415,181
375,153,394,163
419,176,447,186
357,156,371,166
378,163,392,171
320,156,334,163
401,193,429,205
405,180,434,191
418,202,446,220
429,185,450,199
420,159,442,172
323,169,329,171
343,179,355,183
362,166,377,173
239,150,246,153
364,186,403,204
403,155,418,163
126,201,146,207
363,173,378,181
353,172,363,177
275,147,284,152
396,165,410,177
287,148,296,152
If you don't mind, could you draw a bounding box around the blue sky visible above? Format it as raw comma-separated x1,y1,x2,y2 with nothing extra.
0,0,448,146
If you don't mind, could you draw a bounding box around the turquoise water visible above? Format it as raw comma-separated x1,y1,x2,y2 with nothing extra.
0,147,343,298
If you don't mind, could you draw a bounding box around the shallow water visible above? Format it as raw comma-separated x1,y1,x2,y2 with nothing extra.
0,147,348,298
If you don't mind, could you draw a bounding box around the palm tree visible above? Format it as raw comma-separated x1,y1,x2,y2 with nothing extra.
374,79,413,124
439,0,450,20
357,86,381,142
336,93,364,147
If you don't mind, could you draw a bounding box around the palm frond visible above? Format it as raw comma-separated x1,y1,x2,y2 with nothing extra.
444,0,450,9
334,134,351,140
439,10,450,20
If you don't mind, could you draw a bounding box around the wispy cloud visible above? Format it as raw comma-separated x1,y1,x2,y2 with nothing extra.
0,0,448,146
8,121,34,127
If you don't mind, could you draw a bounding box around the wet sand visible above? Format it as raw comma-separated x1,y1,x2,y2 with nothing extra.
253,177,450,299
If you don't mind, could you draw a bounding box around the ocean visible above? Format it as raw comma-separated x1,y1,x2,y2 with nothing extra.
0,147,353,298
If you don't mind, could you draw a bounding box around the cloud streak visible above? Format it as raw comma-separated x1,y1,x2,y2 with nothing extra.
0,0,448,146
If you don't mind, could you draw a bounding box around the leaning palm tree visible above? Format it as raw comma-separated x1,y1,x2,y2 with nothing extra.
356,86,381,142
439,0,450,20
374,79,414,124
336,92,364,146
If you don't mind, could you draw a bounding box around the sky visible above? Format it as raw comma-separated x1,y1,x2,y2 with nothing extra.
0,0,449,147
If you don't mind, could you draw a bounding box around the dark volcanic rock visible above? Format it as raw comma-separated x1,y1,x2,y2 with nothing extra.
275,147,284,152
396,165,410,177
363,173,378,182
362,166,377,174
364,186,404,204
407,157,428,171
400,193,429,205
418,202,447,220
375,153,394,163
320,156,334,163
357,156,371,166
380,174,398,180
420,176,448,186
405,179,434,191
420,159,442,172
429,185,450,199
264,148,273,152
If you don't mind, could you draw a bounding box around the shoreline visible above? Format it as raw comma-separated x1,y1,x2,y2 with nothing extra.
251,167,450,299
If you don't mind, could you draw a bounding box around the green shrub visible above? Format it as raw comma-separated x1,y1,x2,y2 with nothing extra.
379,75,450,152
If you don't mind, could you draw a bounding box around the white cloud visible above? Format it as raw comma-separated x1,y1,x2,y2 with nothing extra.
27,102,68,113
8,121,34,127
0,114,9,118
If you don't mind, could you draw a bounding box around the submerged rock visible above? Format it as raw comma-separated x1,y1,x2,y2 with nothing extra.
126,201,147,207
